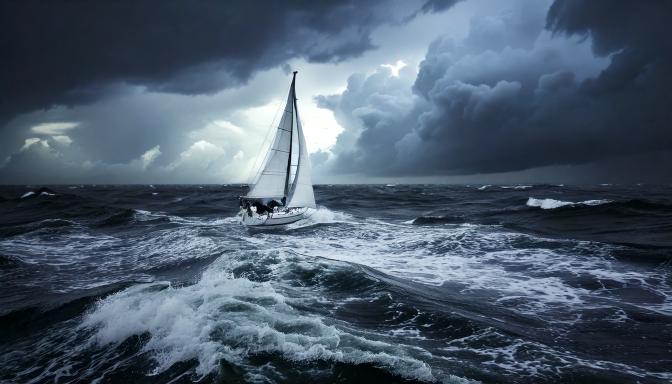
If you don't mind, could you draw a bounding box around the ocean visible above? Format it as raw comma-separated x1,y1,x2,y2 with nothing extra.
0,184,670,383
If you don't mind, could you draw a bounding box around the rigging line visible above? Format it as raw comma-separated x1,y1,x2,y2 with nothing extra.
245,97,285,185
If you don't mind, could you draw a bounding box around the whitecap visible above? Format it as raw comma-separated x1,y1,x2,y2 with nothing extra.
500,185,532,190
21,190,56,198
441,329,672,381
286,206,357,229
80,262,442,382
526,197,612,210
132,209,164,222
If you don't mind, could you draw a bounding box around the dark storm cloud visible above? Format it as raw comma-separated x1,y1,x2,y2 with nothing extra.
418,0,462,15
321,0,672,180
0,0,446,126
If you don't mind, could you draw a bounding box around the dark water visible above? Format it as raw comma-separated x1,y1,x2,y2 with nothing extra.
1,184,671,383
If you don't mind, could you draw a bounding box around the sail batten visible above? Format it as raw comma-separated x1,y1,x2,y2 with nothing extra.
246,72,315,208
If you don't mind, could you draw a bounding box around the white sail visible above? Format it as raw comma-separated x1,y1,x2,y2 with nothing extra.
245,71,315,209
287,105,316,208
246,85,294,199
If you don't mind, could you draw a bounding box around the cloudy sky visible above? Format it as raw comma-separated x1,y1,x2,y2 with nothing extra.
1,0,670,184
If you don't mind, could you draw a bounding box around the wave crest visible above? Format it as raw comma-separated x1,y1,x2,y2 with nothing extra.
80,263,440,382
526,197,612,210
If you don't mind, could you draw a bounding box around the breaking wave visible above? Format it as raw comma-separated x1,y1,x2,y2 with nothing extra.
526,197,612,209
80,255,462,383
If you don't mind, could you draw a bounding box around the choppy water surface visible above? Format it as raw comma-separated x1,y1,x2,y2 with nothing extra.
0,184,671,383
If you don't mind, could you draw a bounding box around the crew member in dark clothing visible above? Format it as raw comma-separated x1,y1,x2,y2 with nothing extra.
268,199,281,211
252,201,271,215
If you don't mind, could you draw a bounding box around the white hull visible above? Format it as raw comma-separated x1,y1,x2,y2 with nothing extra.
239,207,309,227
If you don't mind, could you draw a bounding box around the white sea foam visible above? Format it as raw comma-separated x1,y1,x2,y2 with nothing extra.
440,329,672,381
287,206,357,229
20,191,55,198
20,191,35,199
500,185,532,190
477,185,490,190
133,209,153,217
526,197,612,209
305,206,354,223
81,259,446,382
250,210,672,318
133,209,239,227
171,215,239,226
285,225,589,315
526,198,574,209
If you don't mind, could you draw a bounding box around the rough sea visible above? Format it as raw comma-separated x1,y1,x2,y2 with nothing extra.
1,184,671,383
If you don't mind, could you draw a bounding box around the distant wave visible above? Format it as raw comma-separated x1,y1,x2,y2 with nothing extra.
478,185,532,191
20,187,57,199
526,197,612,210
20,191,35,199
407,215,464,225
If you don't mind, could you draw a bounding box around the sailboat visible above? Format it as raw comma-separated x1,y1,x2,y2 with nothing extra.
239,71,316,227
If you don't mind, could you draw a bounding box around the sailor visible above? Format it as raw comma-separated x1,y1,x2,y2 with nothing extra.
268,199,281,211
252,201,271,215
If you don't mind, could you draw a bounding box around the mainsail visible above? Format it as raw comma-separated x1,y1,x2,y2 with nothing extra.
246,72,316,208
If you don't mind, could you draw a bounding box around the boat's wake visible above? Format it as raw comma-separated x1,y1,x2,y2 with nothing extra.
288,206,357,228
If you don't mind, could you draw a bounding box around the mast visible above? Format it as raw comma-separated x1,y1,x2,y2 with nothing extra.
284,71,297,199
289,89,301,198
286,84,317,209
